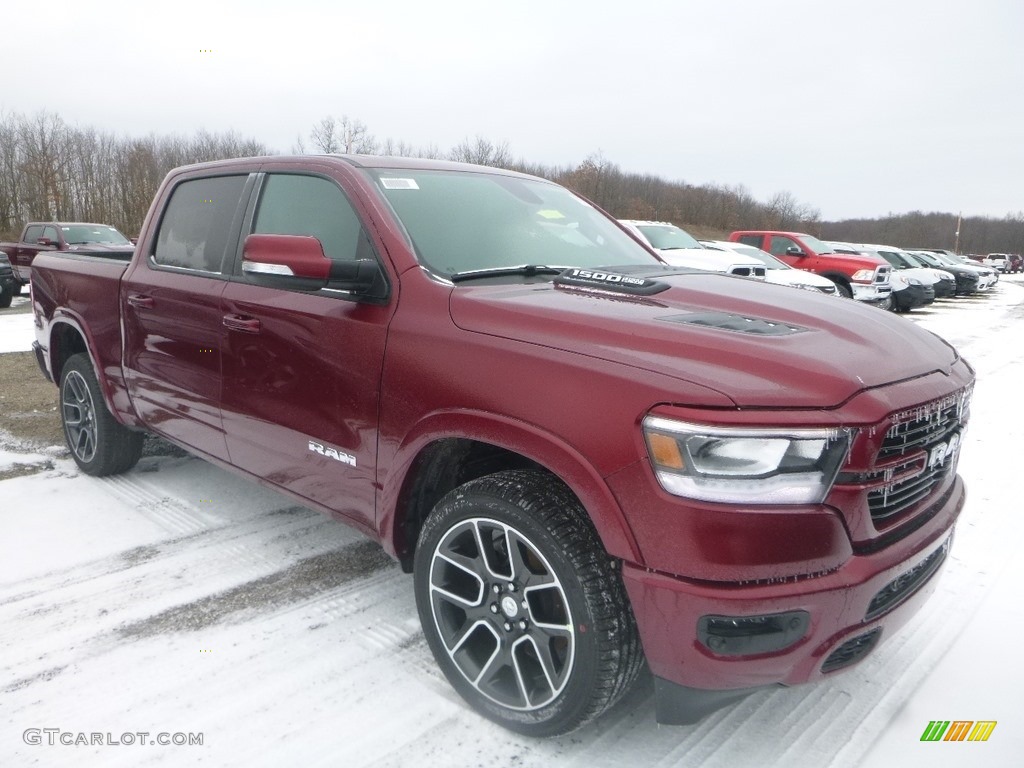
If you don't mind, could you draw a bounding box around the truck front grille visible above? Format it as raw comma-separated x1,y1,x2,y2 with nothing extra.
866,389,970,524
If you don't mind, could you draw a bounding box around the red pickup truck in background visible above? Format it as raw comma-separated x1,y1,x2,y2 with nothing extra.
30,155,973,736
729,230,892,304
0,221,134,292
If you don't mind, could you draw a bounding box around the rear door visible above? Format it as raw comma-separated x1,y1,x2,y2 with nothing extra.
122,173,254,462
219,167,394,530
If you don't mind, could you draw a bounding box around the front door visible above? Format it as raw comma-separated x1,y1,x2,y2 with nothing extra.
219,171,393,530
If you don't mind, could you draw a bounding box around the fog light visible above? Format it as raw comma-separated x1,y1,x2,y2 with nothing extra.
698,611,810,656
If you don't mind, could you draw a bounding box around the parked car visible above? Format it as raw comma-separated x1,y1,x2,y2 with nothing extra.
931,251,999,287
619,221,766,279
31,154,974,735
700,240,837,294
984,253,1010,273
1008,254,1023,273
0,252,16,307
728,230,891,304
855,244,956,300
0,221,134,292
886,270,935,312
904,250,984,295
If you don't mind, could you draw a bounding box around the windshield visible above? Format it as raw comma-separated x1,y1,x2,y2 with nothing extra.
636,224,703,250
727,243,787,269
800,234,835,254
368,169,659,277
61,225,131,246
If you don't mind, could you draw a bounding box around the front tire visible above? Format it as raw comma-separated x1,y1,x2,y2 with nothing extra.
413,470,644,736
59,353,144,476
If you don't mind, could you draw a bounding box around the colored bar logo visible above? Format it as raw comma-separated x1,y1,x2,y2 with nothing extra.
921,720,997,742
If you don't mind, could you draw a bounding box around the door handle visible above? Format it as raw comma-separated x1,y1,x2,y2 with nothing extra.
223,314,261,334
126,294,155,309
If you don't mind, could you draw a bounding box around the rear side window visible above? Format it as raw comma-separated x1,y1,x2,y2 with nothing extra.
252,174,367,262
153,175,247,273
24,225,43,243
736,235,762,248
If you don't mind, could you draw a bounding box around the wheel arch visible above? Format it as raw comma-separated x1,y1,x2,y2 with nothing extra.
382,412,643,572
47,316,138,427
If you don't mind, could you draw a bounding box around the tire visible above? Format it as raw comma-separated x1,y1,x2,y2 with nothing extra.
830,279,853,299
0,284,12,308
413,469,644,736
59,353,144,476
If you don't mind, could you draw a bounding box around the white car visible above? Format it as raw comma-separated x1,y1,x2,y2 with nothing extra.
984,253,1009,272
700,240,838,294
618,220,766,279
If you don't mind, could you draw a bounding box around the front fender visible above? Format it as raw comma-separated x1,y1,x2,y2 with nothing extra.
378,409,643,565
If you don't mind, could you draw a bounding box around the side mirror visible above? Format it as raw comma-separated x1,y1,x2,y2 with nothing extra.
241,234,386,300
785,246,805,256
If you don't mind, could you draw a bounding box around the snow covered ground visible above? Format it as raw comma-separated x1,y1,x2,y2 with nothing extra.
1,281,1022,767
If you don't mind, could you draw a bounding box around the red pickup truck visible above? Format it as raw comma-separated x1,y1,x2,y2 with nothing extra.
0,221,134,292
729,230,892,304
31,156,973,736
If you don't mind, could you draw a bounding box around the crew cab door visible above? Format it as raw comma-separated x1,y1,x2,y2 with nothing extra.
219,169,393,530
122,173,253,462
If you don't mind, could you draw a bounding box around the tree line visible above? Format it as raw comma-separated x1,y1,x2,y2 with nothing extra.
1,110,1019,254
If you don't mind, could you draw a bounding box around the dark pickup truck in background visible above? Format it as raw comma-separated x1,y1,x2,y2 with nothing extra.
0,221,134,292
30,155,973,736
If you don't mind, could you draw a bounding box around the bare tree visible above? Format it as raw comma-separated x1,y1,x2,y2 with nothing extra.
448,136,513,168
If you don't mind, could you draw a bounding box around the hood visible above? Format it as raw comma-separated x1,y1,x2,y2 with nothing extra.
449,270,959,409
65,243,135,254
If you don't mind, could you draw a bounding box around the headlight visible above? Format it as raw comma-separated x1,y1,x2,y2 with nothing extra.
908,277,922,286
851,269,875,282
642,416,851,504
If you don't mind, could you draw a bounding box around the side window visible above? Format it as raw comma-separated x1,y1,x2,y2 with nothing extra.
42,225,60,243
736,235,762,248
24,225,43,243
252,174,366,262
153,175,247,273
769,236,798,256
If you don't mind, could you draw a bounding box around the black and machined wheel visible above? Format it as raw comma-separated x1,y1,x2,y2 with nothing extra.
413,469,644,736
59,353,144,476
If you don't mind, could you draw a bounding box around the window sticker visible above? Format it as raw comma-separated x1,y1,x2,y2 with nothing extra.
380,178,420,190
537,209,566,219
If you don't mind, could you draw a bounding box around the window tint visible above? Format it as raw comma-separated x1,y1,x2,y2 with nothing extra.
24,225,43,243
769,236,798,256
253,174,365,262
153,175,247,272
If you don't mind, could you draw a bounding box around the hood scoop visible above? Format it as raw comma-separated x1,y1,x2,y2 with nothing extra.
660,312,808,336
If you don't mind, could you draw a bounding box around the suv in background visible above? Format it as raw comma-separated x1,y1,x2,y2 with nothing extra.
620,221,766,279
729,230,890,304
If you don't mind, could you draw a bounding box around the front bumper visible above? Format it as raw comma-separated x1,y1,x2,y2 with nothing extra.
851,282,891,302
616,469,964,721
892,283,934,310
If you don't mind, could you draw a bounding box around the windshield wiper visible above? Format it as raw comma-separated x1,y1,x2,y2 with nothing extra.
450,265,569,283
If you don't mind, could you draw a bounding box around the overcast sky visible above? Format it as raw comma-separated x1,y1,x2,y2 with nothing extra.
6,0,1022,220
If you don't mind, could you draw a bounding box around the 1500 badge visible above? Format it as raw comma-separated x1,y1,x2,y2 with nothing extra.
308,440,356,467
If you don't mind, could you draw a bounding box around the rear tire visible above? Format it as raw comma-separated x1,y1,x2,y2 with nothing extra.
0,284,12,308
413,469,644,736
59,353,144,476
